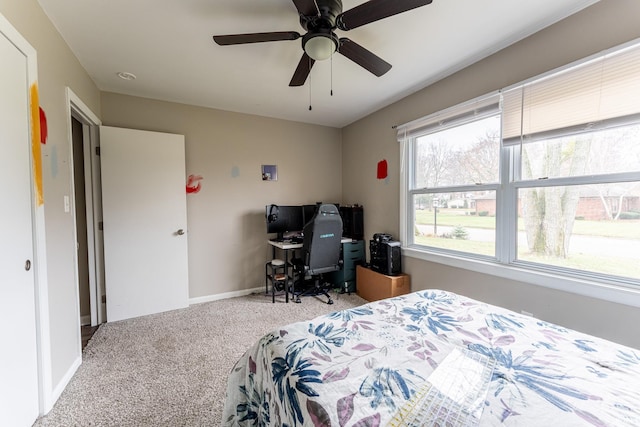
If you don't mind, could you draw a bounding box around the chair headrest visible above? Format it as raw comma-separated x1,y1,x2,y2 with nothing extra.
318,204,339,216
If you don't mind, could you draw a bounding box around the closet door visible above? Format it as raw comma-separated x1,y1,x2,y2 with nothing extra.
0,22,40,427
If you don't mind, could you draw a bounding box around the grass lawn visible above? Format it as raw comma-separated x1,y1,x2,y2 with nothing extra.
518,251,640,278
414,235,495,256
415,209,640,239
415,234,639,278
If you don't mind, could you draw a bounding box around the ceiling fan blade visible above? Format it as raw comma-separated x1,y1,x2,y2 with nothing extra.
289,53,316,86
337,0,433,31
338,38,391,77
213,31,300,46
291,0,319,17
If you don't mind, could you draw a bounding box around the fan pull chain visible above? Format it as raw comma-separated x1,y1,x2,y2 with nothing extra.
308,56,312,111
330,50,333,96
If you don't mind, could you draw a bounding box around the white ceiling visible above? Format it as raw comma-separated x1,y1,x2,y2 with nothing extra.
38,0,598,128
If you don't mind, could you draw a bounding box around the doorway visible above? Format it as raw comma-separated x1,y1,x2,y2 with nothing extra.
67,89,104,333
71,116,91,329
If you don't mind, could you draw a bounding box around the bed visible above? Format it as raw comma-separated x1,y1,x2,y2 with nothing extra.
222,290,640,426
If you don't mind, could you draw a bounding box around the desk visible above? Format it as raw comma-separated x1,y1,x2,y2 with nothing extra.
267,238,353,302
268,237,353,254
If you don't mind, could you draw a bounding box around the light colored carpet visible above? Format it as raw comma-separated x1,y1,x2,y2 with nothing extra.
34,291,367,426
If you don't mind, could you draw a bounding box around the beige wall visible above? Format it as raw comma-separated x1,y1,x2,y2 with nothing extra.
1,0,101,407
342,0,640,349
100,93,342,298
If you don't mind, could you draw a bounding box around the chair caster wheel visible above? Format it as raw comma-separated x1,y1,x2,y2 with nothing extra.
327,299,333,305
295,298,301,303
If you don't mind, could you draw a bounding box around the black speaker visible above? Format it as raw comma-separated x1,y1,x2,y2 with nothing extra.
340,206,364,241
369,240,401,275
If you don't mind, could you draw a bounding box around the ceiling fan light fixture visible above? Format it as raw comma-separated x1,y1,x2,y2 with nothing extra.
303,33,338,61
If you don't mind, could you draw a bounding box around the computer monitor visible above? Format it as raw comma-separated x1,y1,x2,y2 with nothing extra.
285,206,304,234
302,204,318,226
265,205,304,241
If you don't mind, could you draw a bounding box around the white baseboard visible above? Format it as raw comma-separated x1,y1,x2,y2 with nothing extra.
45,355,81,413
189,286,264,305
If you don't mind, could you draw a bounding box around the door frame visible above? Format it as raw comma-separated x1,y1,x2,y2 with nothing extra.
0,12,51,415
65,88,104,328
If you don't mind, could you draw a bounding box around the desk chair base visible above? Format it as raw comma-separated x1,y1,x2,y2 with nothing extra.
292,276,334,305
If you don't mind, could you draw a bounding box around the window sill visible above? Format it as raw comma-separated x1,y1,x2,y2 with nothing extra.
403,246,640,308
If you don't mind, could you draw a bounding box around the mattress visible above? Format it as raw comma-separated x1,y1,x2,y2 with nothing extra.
222,290,640,426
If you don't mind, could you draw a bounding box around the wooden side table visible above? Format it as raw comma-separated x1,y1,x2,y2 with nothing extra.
356,265,410,302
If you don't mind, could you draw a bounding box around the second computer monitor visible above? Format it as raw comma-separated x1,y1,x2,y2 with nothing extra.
302,204,318,225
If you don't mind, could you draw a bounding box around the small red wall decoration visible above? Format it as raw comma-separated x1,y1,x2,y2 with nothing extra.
186,174,203,194
39,107,48,144
377,159,388,179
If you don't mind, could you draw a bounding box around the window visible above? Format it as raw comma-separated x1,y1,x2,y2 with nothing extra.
399,39,640,290
406,99,501,258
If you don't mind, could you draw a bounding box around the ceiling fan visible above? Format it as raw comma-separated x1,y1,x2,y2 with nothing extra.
213,0,433,87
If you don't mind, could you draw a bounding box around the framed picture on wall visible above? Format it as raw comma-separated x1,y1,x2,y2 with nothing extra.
262,165,277,181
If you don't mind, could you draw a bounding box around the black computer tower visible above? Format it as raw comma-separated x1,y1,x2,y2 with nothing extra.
340,206,364,241
369,240,402,276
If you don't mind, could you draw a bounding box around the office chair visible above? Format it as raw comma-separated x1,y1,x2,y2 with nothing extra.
291,204,343,304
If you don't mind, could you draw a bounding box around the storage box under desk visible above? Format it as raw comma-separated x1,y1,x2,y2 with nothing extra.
356,265,410,302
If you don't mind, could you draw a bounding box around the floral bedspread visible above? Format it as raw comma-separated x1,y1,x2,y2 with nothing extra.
222,290,640,426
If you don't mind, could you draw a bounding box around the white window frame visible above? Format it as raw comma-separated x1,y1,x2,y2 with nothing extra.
399,39,640,308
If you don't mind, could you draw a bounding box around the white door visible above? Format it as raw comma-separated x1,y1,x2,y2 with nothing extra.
0,28,40,426
100,126,189,322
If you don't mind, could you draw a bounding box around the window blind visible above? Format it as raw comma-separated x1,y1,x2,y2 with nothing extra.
396,94,501,142
503,41,640,146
